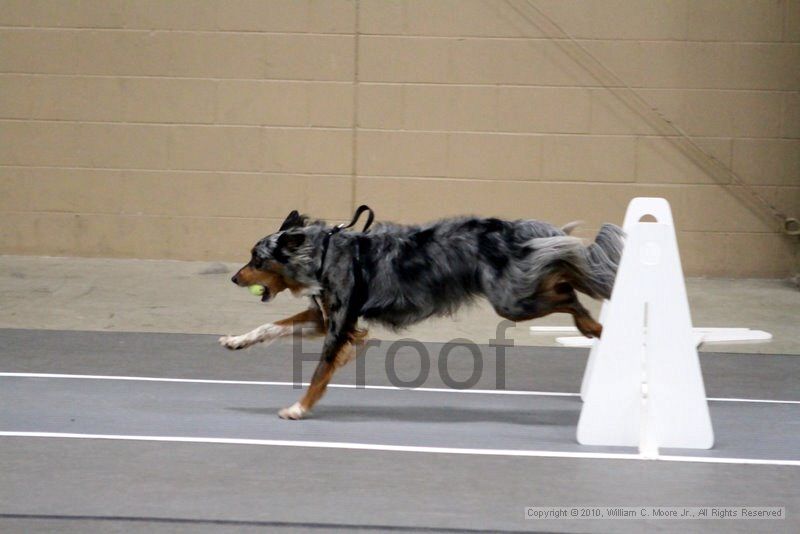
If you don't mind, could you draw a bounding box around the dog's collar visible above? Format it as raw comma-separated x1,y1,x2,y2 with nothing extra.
315,205,375,281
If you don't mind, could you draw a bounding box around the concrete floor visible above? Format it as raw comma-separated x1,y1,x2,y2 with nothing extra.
2,329,799,533
1,255,798,354
4,349,798,461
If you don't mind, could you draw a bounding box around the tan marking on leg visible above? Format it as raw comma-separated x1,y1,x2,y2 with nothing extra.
274,307,325,333
279,337,364,420
571,306,603,338
553,299,602,338
502,272,603,338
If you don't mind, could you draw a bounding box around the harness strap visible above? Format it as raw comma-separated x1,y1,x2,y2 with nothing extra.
315,205,375,281
343,204,375,232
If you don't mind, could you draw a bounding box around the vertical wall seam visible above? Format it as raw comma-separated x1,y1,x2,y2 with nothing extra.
781,0,788,42
350,0,361,213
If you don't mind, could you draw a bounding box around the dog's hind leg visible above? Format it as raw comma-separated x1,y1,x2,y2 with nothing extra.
219,307,324,350
529,271,603,338
560,296,602,338
490,273,603,338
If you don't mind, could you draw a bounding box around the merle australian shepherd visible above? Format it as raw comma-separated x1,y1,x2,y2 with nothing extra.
220,207,624,420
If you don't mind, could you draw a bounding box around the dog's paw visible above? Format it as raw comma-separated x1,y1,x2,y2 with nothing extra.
219,335,250,350
278,402,307,420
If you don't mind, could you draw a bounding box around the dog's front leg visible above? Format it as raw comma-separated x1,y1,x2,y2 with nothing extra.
219,307,324,350
279,301,356,420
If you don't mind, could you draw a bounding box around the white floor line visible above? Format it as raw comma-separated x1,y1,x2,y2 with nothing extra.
1,431,798,467
0,372,576,397
2,372,799,405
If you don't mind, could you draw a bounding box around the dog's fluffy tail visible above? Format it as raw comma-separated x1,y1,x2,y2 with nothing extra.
585,224,625,298
528,224,625,300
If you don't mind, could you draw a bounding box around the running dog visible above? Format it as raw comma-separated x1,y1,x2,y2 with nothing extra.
220,207,624,420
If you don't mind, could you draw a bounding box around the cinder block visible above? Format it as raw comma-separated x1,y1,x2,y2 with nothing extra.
732,139,800,186
498,87,590,134
446,133,543,180
0,211,290,260
74,30,171,77
67,31,354,80
684,42,800,90
787,0,800,41
676,231,729,277
541,135,636,182
448,38,547,85
672,184,773,232
587,40,687,89
404,85,498,131
166,33,355,81
0,122,170,169
687,0,784,42
122,77,217,124
358,83,405,129
399,85,456,130
617,89,784,138
216,81,352,127
264,128,353,174
726,43,799,91
636,137,732,184
359,0,405,35
721,231,797,277
0,0,126,28
357,130,447,176
216,0,356,33
533,0,688,40
168,126,264,172
680,90,784,137
401,0,533,37
121,0,219,31
0,29,79,73
355,177,640,225
783,92,800,138
307,83,354,127
0,167,352,220
0,75,124,121
589,88,661,135
757,185,800,221
359,36,449,83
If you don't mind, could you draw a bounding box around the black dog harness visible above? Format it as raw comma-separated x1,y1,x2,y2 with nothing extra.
315,204,375,282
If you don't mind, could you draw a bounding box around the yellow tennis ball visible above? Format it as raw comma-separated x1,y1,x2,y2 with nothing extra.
248,284,265,296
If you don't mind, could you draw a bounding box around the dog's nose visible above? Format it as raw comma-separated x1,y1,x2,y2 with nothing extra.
231,274,239,285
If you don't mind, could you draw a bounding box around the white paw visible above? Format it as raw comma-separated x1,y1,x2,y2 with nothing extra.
278,402,307,420
219,335,250,350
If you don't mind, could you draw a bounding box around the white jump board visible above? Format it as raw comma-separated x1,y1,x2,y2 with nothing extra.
529,326,773,348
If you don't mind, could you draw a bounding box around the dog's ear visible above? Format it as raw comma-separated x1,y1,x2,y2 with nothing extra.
278,210,306,231
276,231,306,252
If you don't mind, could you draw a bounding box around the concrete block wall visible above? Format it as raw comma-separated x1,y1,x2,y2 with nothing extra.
0,0,797,276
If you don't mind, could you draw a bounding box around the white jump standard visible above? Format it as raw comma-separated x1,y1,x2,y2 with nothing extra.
570,198,770,455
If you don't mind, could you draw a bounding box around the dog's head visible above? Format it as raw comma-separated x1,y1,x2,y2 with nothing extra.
231,210,315,302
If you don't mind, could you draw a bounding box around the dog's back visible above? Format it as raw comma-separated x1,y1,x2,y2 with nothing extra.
356,216,623,329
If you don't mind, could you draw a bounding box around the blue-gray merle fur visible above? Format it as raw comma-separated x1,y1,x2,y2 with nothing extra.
252,212,624,359
235,210,624,417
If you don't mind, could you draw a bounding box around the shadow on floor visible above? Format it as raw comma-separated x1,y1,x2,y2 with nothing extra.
227,405,579,426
